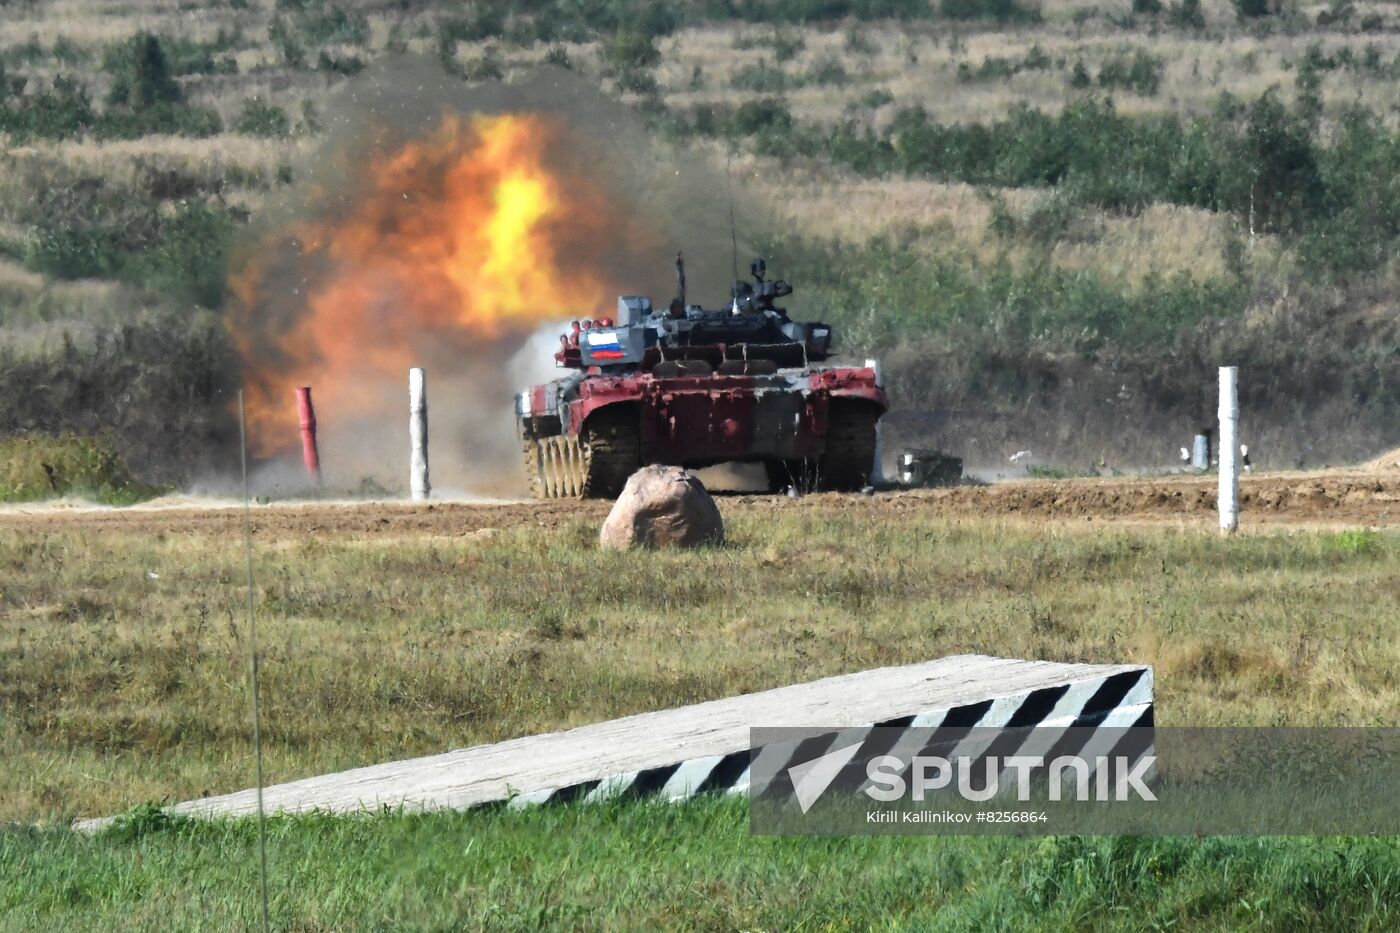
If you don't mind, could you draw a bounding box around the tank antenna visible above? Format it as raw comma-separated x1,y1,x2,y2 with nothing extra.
726,146,739,285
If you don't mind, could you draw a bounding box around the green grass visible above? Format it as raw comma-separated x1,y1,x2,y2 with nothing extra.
3,507,1398,927
4,800,1398,930
4,509,1398,825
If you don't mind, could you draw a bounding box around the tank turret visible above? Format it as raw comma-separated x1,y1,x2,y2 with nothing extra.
553,256,833,372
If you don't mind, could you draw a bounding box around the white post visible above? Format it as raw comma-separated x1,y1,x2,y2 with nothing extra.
409,367,430,502
1191,434,1209,471
1218,366,1238,533
865,357,883,485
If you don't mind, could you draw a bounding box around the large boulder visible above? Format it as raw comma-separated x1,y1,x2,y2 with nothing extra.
599,465,724,550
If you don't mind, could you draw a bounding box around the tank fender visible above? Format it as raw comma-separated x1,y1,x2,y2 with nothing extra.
569,375,650,434
808,367,888,413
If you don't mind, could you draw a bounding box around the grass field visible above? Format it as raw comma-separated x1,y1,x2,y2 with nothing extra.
6,802,1400,930
6,507,1399,825
2,502,1398,926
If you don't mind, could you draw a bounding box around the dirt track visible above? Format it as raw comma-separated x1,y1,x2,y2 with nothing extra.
2,469,1397,537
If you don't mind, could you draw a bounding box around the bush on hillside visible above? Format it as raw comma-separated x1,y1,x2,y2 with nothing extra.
0,317,238,485
1097,50,1164,96
235,98,290,136
941,0,1040,22
104,33,181,108
24,202,234,308
0,433,161,504
0,76,93,140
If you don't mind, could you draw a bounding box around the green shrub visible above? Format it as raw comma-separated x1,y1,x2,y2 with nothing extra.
303,7,370,45
0,75,93,140
773,28,805,62
1316,0,1354,27
603,30,661,72
100,802,195,842
0,318,238,485
1233,0,1272,18
104,34,238,78
94,103,223,139
25,202,233,307
735,0,933,22
123,202,234,307
463,49,506,82
731,97,794,136
235,98,290,136
732,60,790,93
941,0,1040,23
268,17,306,67
104,33,181,107
316,50,365,76
1168,0,1206,28
1097,50,1164,96
0,433,161,504
861,87,894,108
805,57,849,85
440,5,506,43
959,45,1053,83
0,61,19,101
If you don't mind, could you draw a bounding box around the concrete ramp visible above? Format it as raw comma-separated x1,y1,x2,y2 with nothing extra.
75,654,1151,830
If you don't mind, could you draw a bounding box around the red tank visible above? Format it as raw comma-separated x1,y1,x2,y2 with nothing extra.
515,256,886,498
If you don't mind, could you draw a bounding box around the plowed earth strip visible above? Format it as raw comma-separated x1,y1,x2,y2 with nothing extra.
1,470,1396,537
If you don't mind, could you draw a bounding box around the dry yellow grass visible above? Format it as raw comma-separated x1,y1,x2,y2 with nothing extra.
733,150,1285,285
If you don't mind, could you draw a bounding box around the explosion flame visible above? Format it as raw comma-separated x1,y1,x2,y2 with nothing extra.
229,112,629,459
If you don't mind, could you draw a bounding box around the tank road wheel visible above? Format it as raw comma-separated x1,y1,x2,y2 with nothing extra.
818,401,879,492
523,436,581,499
524,437,547,498
580,409,641,499
522,412,640,500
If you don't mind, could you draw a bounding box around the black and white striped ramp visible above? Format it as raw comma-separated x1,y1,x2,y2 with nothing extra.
73,655,1151,830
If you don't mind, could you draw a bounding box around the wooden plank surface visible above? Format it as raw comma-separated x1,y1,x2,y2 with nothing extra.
74,654,1151,830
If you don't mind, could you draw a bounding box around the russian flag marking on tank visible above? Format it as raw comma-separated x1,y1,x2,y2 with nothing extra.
586,331,625,360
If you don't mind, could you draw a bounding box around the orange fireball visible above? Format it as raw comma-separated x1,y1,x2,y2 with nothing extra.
229,112,626,456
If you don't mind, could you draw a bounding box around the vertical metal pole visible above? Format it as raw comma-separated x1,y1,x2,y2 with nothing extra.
238,391,271,933
295,386,321,486
865,357,883,485
1218,366,1239,534
409,368,430,502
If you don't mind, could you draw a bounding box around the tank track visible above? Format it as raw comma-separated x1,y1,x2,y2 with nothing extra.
523,413,640,499
818,401,878,491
